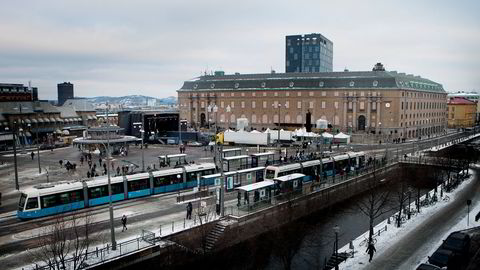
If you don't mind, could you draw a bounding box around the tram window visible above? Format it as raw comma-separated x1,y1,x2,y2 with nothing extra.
173,175,183,184
187,172,197,181
128,179,149,191
41,194,59,208
59,193,70,204
25,197,39,210
19,193,27,209
111,183,124,194
69,190,84,202
89,186,108,199
154,176,167,187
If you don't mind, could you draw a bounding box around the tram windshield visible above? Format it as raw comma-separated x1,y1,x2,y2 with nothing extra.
265,169,276,180
18,193,27,211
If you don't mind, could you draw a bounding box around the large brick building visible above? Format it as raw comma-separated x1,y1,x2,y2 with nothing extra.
447,97,476,128
178,65,447,140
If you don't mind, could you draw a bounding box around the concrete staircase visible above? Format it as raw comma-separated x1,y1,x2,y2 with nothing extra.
324,252,350,270
205,222,227,252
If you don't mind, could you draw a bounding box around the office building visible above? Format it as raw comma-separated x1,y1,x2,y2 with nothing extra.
178,64,447,140
286,33,333,73
447,97,476,128
57,82,74,106
0,83,35,102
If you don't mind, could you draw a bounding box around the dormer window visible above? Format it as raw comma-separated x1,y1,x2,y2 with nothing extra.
373,80,378,87
289,82,294,88
193,84,198,89
319,81,324,87
234,83,239,89
349,81,355,87
261,82,266,88
210,83,215,89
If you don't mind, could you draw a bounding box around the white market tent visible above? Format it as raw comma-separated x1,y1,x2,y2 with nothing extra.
333,132,351,144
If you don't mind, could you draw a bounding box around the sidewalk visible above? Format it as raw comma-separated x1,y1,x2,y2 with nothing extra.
339,169,480,270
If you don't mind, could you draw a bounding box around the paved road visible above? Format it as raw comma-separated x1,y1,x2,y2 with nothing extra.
362,169,480,270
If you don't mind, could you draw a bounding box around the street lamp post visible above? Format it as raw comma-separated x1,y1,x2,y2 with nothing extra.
6,124,19,190
333,225,340,270
273,103,282,160
218,106,229,217
106,104,117,250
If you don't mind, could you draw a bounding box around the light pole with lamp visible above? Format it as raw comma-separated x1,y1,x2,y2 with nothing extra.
105,104,117,250
273,102,283,159
333,225,340,270
6,125,19,190
218,106,229,217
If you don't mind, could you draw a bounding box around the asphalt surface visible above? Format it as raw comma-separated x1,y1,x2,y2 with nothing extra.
363,169,480,270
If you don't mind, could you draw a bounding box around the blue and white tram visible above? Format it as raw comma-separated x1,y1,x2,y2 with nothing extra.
17,163,216,219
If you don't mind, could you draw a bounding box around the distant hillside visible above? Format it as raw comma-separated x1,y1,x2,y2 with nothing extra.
77,95,177,106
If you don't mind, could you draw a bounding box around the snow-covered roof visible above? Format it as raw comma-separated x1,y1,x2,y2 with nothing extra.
275,173,305,182
236,180,275,192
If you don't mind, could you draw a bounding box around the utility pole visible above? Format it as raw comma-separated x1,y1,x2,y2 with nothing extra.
141,115,145,172
11,123,19,190
106,104,117,250
36,121,41,174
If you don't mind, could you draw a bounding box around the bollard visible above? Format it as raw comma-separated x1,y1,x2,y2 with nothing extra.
184,218,186,228
387,217,391,224
172,221,174,232
107,244,109,254
160,225,162,236
137,238,140,250
120,243,122,254
385,225,387,231
96,247,98,257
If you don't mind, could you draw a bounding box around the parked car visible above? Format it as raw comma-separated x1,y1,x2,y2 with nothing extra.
441,232,471,255
428,248,460,269
187,141,202,147
416,263,442,270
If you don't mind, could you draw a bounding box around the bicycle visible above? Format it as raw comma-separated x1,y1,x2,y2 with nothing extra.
359,235,377,247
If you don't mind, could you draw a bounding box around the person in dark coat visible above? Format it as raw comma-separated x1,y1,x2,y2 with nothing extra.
31,152,35,160
366,242,376,262
121,215,127,231
186,202,193,219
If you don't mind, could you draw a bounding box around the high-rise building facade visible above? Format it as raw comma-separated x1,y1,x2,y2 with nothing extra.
0,83,35,102
57,82,74,106
286,33,333,73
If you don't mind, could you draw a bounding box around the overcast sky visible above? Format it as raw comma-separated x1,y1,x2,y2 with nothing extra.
0,0,479,100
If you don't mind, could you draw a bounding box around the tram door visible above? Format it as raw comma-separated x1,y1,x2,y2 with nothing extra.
256,170,263,182
251,156,258,168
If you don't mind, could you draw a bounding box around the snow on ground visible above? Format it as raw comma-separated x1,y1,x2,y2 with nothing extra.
339,170,475,270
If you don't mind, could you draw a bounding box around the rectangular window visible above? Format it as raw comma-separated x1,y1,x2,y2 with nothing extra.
231,101,234,108
201,102,205,108
348,102,353,110
241,92,245,97
361,91,365,97
372,102,377,110
252,92,256,97
241,101,245,108
221,101,224,108
263,92,267,97
321,91,326,97
297,92,302,97
334,102,338,109
252,101,256,108
26,197,39,210
297,101,302,109
360,102,365,110
128,179,149,192
263,101,267,108
321,101,326,109
334,91,339,97
309,91,314,97
231,93,234,97
285,101,289,108
309,101,314,109
274,92,278,96
286,92,290,97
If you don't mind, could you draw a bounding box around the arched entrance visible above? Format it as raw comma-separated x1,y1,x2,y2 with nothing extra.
357,115,366,131
200,113,206,127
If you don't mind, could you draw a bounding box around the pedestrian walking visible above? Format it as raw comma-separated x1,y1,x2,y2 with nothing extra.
186,202,192,219
59,160,63,167
31,152,35,160
121,215,127,231
80,156,84,165
366,242,376,262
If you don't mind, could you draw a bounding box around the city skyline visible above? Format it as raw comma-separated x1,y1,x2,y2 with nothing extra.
0,0,478,100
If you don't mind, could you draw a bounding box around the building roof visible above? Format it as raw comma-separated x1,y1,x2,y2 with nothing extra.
0,101,59,115
62,99,95,112
448,97,477,105
178,70,445,93
56,106,79,118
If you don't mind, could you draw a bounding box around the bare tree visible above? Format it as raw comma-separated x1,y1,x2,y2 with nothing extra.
356,154,391,245
29,211,95,270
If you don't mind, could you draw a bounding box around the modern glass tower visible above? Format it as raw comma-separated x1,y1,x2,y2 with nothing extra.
286,33,333,73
